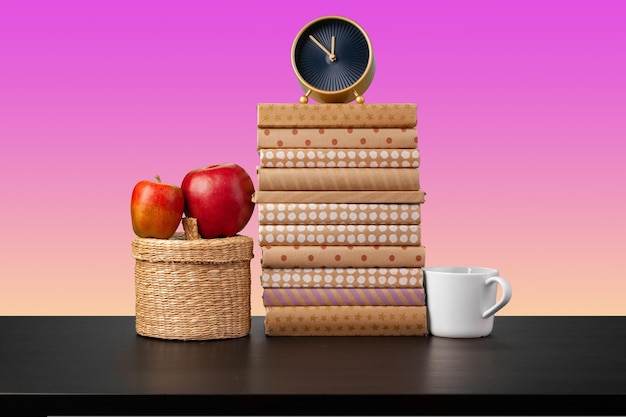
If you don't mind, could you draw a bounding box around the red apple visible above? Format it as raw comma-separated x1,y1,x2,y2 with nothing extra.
181,163,255,239
131,175,185,239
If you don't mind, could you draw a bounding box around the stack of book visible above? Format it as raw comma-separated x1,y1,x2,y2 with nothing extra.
254,103,427,336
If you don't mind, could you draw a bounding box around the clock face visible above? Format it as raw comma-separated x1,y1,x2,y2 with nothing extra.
293,17,371,92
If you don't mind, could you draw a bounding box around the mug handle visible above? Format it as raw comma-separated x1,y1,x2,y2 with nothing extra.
482,276,513,318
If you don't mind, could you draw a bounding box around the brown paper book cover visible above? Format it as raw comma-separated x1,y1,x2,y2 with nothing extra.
257,103,417,128
261,267,423,288
258,202,421,225
263,287,425,307
259,148,420,169
257,167,420,191
257,127,418,149
253,190,426,204
261,245,426,268
264,305,428,336
259,224,421,246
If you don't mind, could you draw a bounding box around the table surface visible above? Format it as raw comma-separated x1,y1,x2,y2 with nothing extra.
1,315,625,416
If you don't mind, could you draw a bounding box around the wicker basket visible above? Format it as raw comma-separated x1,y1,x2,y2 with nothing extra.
132,232,254,341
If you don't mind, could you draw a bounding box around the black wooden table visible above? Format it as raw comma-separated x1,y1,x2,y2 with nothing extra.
1,316,625,416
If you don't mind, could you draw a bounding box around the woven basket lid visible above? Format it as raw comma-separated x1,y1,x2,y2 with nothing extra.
132,232,254,264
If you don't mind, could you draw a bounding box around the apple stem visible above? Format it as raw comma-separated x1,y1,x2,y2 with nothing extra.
155,175,162,183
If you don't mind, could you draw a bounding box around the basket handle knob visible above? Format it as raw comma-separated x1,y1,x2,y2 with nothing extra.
182,217,201,240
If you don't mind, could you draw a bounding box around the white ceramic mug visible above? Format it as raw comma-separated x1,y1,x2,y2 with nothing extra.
423,266,512,338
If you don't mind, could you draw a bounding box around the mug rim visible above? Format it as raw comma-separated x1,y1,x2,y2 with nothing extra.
423,266,498,275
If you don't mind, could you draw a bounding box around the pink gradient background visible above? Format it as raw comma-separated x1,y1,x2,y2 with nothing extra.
1,0,624,316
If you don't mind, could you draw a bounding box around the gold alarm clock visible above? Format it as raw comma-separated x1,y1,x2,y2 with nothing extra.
291,16,376,104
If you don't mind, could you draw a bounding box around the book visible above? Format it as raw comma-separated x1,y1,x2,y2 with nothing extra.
257,167,420,191
264,305,428,336
262,287,425,307
259,148,420,169
257,103,417,128
257,127,418,149
259,224,421,246
260,245,426,268
252,190,426,204
258,202,421,225
261,267,423,288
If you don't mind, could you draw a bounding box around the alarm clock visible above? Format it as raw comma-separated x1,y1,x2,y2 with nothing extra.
291,16,375,104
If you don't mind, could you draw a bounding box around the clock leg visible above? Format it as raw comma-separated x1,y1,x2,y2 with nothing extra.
299,89,312,104
353,90,365,104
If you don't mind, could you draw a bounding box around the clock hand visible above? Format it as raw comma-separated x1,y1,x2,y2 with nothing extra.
309,35,336,62
331,35,335,56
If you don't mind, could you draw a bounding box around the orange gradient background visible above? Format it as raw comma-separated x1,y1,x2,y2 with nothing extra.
1,0,624,316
